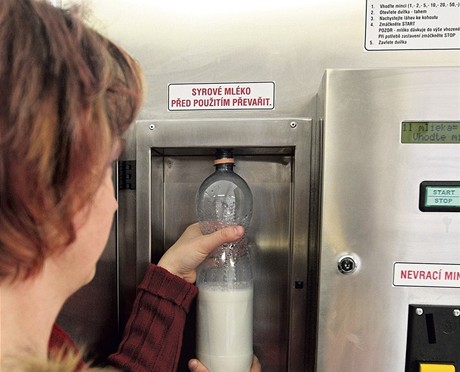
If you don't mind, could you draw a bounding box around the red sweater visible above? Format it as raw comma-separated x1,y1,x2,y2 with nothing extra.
49,264,198,372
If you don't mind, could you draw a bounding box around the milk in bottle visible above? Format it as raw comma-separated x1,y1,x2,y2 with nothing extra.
195,148,254,372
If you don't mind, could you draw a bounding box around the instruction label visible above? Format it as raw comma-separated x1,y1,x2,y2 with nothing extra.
394,262,460,288
365,0,460,50
168,82,275,111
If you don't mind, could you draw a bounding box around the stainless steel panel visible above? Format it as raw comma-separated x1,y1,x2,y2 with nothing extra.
316,67,460,372
134,118,314,371
78,1,459,122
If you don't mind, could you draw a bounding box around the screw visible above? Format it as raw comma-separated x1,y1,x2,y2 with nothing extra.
289,121,297,129
453,309,460,317
149,123,156,130
415,308,424,316
294,281,304,289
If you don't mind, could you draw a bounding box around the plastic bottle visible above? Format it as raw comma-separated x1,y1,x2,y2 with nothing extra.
195,148,254,372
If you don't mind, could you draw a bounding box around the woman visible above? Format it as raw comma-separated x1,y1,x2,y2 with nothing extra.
0,1,261,371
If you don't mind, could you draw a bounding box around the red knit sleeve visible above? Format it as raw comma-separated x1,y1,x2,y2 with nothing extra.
108,263,198,372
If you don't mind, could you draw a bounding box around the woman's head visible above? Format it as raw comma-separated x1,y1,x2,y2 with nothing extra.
0,0,143,282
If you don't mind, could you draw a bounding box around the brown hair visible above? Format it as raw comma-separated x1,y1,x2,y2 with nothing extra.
0,0,143,281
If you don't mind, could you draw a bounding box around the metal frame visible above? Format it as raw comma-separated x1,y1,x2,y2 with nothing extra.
131,117,315,371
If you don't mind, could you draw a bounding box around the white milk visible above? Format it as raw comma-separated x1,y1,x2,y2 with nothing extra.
197,286,253,372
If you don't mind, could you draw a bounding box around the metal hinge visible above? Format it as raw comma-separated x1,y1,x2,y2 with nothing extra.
118,160,136,190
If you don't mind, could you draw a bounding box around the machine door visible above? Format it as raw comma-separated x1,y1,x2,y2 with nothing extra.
316,67,460,372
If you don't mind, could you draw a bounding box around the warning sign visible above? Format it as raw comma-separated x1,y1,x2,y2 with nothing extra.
168,82,275,111
394,262,460,288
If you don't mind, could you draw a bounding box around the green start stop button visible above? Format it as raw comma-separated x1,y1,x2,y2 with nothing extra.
420,181,460,212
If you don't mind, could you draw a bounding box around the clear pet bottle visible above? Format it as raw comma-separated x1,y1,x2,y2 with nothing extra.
195,148,254,372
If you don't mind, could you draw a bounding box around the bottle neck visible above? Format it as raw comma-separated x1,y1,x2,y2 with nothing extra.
215,162,234,172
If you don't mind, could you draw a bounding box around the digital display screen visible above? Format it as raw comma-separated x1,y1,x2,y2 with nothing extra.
419,181,460,212
402,122,460,144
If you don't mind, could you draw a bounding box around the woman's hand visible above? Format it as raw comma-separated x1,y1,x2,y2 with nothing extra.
188,356,261,372
157,223,244,283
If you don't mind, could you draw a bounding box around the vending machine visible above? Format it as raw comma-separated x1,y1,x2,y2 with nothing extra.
316,67,460,372
113,67,460,372
54,0,460,370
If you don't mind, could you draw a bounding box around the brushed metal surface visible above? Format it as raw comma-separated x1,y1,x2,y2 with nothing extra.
77,0,459,121
316,67,460,372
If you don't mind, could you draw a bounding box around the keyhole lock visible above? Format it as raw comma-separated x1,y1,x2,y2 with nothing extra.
338,255,358,274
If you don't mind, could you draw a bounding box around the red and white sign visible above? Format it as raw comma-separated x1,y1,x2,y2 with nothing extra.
168,82,275,111
393,262,460,288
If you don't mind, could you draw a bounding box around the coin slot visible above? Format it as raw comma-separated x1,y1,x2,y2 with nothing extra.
426,313,437,344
